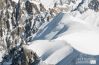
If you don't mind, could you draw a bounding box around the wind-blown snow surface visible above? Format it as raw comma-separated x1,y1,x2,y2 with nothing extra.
55,31,99,55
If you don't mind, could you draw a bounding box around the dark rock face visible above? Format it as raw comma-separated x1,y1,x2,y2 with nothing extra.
22,48,40,65
25,19,32,38
25,1,33,15
39,3,46,12
15,0,21,25
73,0,85,12
88,0,99,12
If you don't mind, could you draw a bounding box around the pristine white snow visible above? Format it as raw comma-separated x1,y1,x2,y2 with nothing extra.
55,30,99,55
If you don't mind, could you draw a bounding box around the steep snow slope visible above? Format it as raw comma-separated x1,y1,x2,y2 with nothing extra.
31,12,97,41
25,40,72,60
55,30,99,55
44,46,73,65
31,13,65,40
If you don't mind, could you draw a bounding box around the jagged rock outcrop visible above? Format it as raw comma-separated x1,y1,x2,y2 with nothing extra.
88,0,99,12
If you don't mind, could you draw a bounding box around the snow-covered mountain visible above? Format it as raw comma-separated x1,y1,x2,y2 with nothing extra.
0,0,99,65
